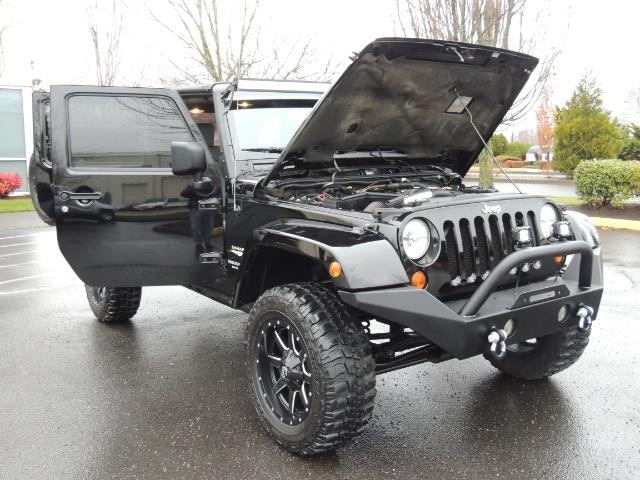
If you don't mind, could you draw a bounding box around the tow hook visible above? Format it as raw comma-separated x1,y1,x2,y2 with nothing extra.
576,304,595,332
487,328,508,359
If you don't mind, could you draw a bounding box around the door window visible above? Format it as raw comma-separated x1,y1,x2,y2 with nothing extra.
67,95,193,169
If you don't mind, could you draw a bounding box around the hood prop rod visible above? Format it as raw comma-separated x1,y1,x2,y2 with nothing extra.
453,88,522,194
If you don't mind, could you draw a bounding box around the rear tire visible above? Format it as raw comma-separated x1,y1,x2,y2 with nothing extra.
485,327,590,380
85,285,142,323
245,283,376,456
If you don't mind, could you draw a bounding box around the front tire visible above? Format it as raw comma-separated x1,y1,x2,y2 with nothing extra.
245,283,376,456
485,327,591,380
85,285,142,323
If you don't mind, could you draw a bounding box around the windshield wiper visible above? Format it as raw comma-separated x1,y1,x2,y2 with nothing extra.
242,147,283,153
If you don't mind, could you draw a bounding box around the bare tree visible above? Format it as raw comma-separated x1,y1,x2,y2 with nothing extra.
624,87,640,123
86,0,125,86
0,0,8,78
149,0,333,83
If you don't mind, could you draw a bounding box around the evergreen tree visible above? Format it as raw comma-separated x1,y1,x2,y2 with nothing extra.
554,74,624,174
620,124,640,160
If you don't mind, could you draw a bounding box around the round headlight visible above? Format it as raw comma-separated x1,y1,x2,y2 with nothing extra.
540,203,560,238
402,219,430,260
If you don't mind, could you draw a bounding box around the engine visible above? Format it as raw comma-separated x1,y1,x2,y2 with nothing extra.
283,183,467,212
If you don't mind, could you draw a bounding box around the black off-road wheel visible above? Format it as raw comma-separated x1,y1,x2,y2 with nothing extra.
85,285,142,323
485,327,591,380
245,283,376,456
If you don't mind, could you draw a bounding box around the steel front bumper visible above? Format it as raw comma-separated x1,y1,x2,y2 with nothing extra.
339,241,603,359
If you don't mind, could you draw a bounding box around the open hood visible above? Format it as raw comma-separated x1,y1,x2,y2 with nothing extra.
263,38,537,183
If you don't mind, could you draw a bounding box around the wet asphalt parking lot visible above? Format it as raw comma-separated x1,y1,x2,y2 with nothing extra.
1,213,639,479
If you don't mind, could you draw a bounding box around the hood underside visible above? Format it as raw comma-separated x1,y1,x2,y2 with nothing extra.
264,38,538,182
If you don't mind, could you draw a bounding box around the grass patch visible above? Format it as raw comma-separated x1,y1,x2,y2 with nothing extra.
0,197,35,213
548,196,584,206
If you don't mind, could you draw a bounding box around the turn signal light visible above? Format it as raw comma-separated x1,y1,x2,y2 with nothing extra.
328,261,342,278
411,271,427,289
553,255,565,265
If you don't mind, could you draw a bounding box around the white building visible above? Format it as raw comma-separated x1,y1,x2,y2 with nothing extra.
0,85,32,194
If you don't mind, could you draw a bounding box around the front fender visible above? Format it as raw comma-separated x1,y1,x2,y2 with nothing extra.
248,219,409,290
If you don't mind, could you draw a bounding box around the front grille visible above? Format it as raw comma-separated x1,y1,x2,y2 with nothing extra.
443,211,539,283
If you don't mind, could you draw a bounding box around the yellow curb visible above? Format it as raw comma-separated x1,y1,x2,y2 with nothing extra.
590,217,640,232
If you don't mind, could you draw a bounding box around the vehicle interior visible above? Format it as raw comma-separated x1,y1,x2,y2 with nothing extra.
178,88,221,161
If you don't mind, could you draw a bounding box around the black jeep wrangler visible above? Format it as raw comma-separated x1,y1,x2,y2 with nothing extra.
30,38,603,456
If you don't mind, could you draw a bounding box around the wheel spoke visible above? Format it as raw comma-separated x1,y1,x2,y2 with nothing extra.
289,389,298,414
290,331,300,356
300,383,309,407
301,355,311,378
273,377,287,395
267,355,282,367
273,331,289,351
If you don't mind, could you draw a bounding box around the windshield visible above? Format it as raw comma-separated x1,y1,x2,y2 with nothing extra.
228,99,316,157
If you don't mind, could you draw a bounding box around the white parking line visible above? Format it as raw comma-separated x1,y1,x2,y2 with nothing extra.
0,250,39,258
0,274,50,286
0,232,53,241
0,261,38,269
0,242,39,248
0,283,81,296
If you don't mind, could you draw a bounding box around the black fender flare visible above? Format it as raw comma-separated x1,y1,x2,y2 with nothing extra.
233,219,409,304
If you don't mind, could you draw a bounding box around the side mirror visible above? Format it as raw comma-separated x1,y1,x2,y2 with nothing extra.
171,141,207,176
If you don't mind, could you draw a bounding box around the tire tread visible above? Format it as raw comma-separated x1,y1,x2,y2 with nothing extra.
485,326,590,380
86,286,142,323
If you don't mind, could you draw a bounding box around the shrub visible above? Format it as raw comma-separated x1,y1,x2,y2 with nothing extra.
574,159,640,208
496,155,527,168
491,133,508,156
0,173,23,198
503,141,530,159
496,155,518,163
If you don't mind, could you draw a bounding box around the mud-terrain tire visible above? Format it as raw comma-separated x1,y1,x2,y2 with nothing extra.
85,285,142,323
245,283,376,456
485,327,591,380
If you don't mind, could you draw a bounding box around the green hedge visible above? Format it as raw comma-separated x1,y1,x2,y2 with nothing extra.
503,141,530,159
574,159,640,208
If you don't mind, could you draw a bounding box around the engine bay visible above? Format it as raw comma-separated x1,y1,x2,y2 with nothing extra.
278,180,487,212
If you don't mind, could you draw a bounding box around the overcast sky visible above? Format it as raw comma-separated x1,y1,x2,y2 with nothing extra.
2,0,639,130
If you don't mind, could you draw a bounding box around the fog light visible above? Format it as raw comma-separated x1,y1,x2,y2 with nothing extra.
328,261,342,278
511,226,533,247
509,267,518,275
533,260,542,270
551,221,572,240
411,271,427,289
503,319,515,337
558,304,570,323
521,263,530,273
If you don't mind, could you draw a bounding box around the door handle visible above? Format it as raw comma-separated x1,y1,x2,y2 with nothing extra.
58,191,103,201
